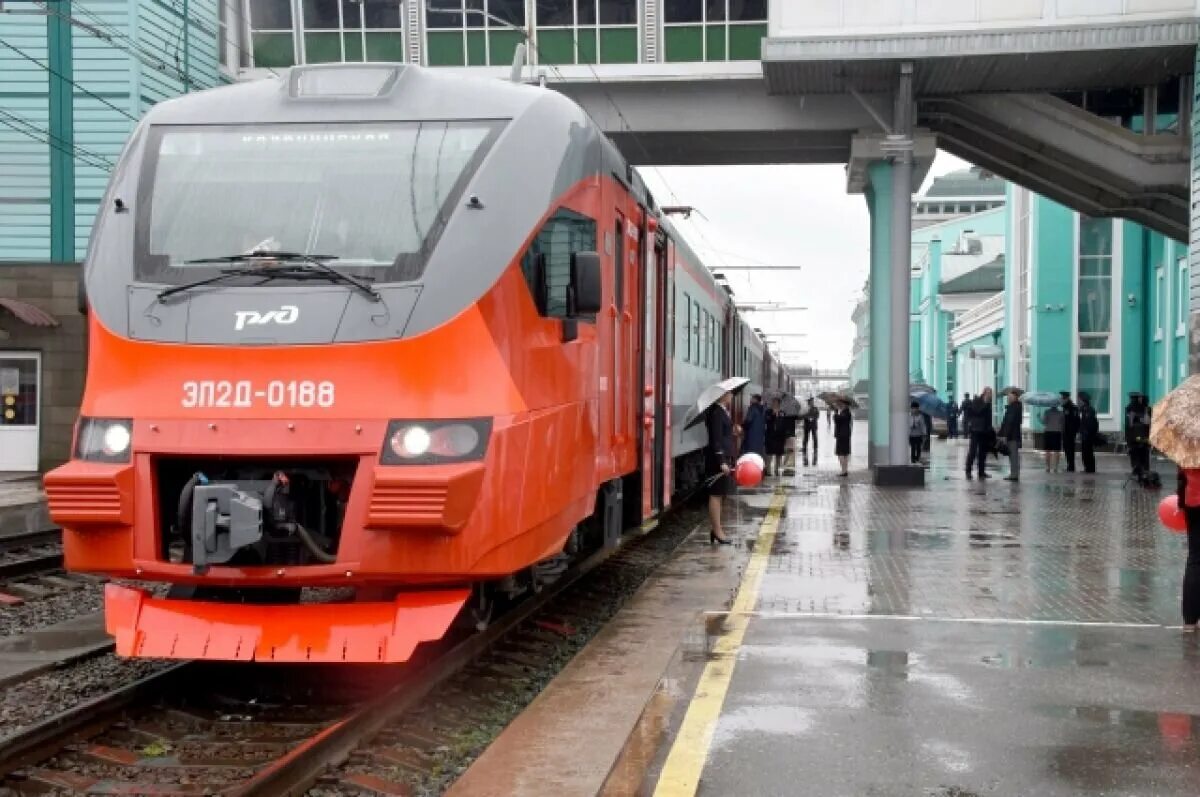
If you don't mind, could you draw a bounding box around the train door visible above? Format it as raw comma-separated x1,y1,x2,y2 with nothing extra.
639,216,669,516
612,213,625,448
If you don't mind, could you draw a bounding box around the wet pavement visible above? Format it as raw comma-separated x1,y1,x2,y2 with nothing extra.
634,427,1200,796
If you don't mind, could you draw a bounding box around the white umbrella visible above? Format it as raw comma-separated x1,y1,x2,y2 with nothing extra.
682,376,750,430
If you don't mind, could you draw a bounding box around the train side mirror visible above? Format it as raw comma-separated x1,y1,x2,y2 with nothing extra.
77,269,88,316
569,251,602,317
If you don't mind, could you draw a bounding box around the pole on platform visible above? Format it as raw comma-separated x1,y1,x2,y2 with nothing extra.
887,62,915,468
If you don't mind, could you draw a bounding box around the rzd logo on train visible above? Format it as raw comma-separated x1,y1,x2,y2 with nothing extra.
234,305,299,331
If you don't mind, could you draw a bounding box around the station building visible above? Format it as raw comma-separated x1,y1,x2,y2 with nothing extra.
852,169,1191,437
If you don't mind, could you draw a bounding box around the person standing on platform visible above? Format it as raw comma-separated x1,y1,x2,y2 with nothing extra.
741,393,766,459
965,388,994,480
908,402,926,464
999,390,1024,481
704,391,735,546
961,393,973,439
1042,403,1065,472
946,397,960,439
780,395,800,476
1177,469,1200,630
1080,392,1099,473
833,399,853,476
765,397,785,477
1061,392,1080,472
801,398,820,466
1125,392,1152,477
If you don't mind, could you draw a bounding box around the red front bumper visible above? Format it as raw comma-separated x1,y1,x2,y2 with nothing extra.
104,584,469,663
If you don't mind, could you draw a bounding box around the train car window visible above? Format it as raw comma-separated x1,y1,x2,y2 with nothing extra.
692,299,700,364
702,310,710,369
683,291,691,362
613,219,624,310
519,207,597,319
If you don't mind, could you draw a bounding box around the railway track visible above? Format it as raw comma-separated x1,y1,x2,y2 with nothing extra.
0,529,63,582
0,507,704,796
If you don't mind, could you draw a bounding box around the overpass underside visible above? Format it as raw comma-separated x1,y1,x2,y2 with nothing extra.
762,18,1199,243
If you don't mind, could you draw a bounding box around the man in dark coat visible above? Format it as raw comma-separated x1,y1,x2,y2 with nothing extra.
741,394,767,458
965,387,994,480
961,393,973,438
946,398,960,439
800,398,820,466
1125,392,1152,477
1079,392,1100,474
1061,391,1080,472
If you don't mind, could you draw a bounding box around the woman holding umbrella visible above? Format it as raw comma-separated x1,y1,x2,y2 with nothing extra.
704,390,736,545
684,376,749,546
1149,376,1200,629
833,397,854,476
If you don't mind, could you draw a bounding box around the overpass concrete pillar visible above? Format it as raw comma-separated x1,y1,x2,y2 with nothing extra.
865,163,893,469
860,63,924,486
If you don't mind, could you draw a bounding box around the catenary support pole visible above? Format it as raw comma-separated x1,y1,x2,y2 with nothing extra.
47,0,74,262
888,62,915,467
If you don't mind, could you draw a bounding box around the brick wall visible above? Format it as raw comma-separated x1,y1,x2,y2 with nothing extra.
0,263,85,470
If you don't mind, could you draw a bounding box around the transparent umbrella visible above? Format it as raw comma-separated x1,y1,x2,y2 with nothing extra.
682,376,750,430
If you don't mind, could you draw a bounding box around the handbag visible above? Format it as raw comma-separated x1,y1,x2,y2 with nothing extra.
995,440,1010,457
1091,432,1108,446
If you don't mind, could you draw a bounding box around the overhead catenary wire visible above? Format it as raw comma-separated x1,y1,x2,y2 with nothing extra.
0,36,141,123
0,109,115,171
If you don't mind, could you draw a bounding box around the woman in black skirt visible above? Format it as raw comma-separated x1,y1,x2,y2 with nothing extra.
1177,469,1200,630
704,390,735,545
833,399,853,476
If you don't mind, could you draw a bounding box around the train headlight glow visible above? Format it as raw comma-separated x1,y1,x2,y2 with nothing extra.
380,419,492,465
396,426,431,458
75,418,133,463
102,423,132,456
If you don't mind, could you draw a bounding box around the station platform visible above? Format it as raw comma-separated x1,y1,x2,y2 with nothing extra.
454,426,1200,797
0,474,49,537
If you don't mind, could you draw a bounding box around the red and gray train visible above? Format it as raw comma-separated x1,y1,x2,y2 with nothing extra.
45,63,792,663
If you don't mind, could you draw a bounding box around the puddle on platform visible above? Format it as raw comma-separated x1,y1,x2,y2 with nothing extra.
866,649,910,678
1033,704,1198,739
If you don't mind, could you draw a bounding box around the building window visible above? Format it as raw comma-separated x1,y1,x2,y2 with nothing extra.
519,208,597,318
1076,216,1115,415
534,0,638,65
1156,265,1165,340
246,0,405,67
664,0,767,62
1178,256,1189,338
219,0,249,71
250,0,296,67
426,0,524,66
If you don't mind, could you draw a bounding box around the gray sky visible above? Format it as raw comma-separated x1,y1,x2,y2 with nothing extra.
638,151,971,373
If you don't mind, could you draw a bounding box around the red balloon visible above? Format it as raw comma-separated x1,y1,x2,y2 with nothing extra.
1159,495,1187,533
735,459,763,487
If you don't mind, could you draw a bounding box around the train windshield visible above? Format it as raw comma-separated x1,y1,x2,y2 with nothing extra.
134,121,502,284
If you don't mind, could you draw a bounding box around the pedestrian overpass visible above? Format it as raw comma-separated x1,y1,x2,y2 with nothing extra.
519,2,1200,482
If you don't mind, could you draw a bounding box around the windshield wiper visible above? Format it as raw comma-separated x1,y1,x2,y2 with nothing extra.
159,251,381,302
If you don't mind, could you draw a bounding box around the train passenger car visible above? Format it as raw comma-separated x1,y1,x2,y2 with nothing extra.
44,63,775,663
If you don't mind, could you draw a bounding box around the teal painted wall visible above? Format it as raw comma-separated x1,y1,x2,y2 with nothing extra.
1029,196,1075,398
1122,220,1150,401
0,0,221,262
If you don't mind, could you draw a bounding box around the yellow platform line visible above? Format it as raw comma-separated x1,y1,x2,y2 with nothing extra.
652,488,787,797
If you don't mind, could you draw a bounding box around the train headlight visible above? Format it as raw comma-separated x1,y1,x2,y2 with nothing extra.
75,418,133,463
381,419,491,465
